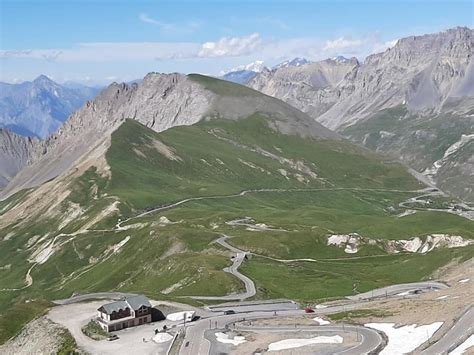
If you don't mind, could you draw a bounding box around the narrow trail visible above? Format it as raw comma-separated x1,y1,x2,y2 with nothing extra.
0,232,78,291
115,186,427,229
2,186,468,293
398,188,474,220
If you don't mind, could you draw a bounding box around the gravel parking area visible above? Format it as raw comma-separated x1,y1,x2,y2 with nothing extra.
47,300,177,354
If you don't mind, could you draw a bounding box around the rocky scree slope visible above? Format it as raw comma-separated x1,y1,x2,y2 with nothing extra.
0,73,335,200
249,56,359,119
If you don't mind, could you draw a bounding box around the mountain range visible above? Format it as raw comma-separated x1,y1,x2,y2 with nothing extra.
0,75,101,139
246,27,474,201
1,28,473,346
221,57,312,85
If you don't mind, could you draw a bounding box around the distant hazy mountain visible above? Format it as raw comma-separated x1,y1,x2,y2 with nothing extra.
272,57,311,69
221,60,269,84
0,76,101,139
247,27,474,201
221,58,312,85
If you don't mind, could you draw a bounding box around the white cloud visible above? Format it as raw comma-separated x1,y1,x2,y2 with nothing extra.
220,60,267,75
323,37,366,51
139,13,161,25
139,13,201,33
1,32,401,82
199,33,263,57
0,42,200,62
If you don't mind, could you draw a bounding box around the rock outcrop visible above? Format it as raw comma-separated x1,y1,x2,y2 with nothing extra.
0,129,42,189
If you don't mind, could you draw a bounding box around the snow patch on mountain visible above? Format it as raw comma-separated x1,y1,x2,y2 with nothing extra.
423,134,474,183
220,60,268,75
273,57,311,69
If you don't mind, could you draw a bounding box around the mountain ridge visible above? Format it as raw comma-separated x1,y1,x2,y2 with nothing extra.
0,73,336,200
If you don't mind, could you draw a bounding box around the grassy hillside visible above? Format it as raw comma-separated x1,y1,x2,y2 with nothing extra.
0,114,472,343
342,105,474,201
106,116,422,211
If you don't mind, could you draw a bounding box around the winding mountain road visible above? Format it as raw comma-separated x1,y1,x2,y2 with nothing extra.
420,306,474,354
53,292,139,305
228,324,385,355
187,235,256,301
346,281,449,301
181,301,389,355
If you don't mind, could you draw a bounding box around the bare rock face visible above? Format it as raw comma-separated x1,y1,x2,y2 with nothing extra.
0,129,42,189
1,73,333,199
249,57,359,120
249,27,474,130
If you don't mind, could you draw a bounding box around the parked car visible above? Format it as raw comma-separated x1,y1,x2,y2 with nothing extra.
107,334,119,341
304,307,315,313
224,310,236,315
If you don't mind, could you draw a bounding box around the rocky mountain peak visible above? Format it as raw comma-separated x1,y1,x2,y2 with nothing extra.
0,76,100,138
32,74,54,85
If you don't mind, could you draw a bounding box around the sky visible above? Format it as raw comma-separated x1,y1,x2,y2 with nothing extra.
0,0,472,85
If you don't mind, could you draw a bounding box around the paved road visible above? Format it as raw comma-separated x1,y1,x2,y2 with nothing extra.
225,217,287,231
181,305,386,355
346,281,448,301
53,292,139,305
50,279,461,355
179,279,458,355
228,324,385,355
206,299,298,313
181,309,303,355
420,306,474,354
187,235,257,301
398,188,474,221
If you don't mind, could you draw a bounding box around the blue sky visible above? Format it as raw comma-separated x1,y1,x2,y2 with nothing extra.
1,0,472,85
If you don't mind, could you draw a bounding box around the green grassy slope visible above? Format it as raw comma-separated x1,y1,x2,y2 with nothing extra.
342,105,474,201
107,116,422,211
0,114,472,343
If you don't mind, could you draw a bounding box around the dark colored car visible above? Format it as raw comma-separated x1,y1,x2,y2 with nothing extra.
304,307,315,313
224,310,236,315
